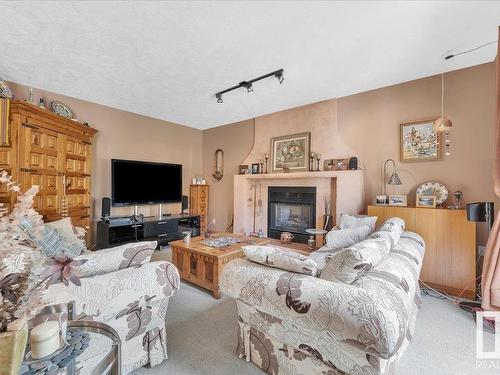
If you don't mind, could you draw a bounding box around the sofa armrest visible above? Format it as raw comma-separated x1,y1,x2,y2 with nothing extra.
73,241,158,278
220,258,408,359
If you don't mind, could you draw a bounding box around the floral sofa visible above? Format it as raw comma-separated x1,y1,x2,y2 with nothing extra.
34,241,180,374
220,217,425,375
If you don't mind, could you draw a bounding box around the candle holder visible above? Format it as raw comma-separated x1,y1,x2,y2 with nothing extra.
264,154,270,173
259,160,264,174
309,152,315,171
316,154,321,171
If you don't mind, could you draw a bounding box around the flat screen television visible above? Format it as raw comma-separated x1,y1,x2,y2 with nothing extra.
111,159,182,206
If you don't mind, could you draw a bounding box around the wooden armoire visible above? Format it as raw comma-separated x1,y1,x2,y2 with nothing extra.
1,100,97,233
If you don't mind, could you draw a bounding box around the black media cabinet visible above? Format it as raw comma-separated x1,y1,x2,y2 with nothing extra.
96,214,200,250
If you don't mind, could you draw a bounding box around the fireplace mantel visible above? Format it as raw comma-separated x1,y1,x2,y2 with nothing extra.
233,170,364,236
235,170,362,181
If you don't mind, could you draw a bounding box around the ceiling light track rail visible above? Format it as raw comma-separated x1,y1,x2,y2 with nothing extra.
215,69,284,103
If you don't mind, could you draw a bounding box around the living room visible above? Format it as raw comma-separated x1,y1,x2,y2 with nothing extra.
0,1,499,375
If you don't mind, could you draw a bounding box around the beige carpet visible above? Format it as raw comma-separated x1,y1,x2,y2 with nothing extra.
136,251,496,375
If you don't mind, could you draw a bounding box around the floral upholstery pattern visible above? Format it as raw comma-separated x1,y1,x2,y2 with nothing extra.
338,214,378,232
325,225,372,249
320,217,405,284
35,243,180,375
72,241,157,278
243,245,319,276
220,230,424,375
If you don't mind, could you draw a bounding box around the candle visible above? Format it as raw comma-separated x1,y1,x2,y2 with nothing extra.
30,321,61,359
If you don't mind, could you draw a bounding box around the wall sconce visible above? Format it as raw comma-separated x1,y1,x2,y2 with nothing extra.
212,149,224,181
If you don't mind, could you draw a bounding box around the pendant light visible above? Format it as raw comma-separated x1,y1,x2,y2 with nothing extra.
433,73,452,155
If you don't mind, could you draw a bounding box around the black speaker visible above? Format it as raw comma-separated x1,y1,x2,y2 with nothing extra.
348,157,358,170
101,197,111,219
467,202,494,230
182,195,189,213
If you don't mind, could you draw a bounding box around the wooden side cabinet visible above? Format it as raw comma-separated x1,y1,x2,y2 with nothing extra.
367,205,477,299
190,184,209,233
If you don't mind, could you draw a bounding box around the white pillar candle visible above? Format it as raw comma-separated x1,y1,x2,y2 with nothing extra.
30,321,61,359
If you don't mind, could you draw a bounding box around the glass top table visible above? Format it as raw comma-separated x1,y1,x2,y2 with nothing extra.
22,303,121,375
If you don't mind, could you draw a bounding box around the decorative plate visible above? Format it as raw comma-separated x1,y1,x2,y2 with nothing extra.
50,101,73,119
0,80,13,99
416,181,448,205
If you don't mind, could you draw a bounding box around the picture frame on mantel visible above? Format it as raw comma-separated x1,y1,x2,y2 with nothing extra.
271,132,311,173
400,119,442,162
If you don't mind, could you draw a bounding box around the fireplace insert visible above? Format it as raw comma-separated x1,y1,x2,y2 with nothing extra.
268,186,316,243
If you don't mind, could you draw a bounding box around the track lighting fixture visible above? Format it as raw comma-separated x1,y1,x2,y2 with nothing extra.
215,68,284,103
275,70,284,84
242,82,254,93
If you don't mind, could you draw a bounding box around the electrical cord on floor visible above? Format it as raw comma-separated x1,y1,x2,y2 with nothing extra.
419,280,455,301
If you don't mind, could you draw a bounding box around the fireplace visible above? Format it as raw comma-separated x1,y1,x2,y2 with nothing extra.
268,186,316,243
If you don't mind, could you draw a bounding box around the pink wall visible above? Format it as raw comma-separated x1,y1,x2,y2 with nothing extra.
8,82,203,222
204,62,497,245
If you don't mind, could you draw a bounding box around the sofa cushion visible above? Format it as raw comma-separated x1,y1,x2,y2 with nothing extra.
338,214,377,231
325,225,372,249
320,217,405,284
19,217,85,258
243,245,319,276
45,217,85,248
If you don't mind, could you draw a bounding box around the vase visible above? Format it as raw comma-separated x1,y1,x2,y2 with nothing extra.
0,319,28,375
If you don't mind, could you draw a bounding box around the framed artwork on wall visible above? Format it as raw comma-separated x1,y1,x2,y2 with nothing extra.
271,132,311,173
400,119,442,162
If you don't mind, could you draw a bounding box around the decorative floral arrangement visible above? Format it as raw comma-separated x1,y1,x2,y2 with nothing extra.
0,170,85,332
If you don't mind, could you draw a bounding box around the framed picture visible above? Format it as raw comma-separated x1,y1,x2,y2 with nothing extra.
400,119,442,162
238,164,249,175
375,195,388,205
416,195,437,208
324,158,349,171
251,163,260,174
271,132,311,173
388,194,407,207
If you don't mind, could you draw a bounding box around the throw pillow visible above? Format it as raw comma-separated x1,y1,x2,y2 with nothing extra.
320,217,405,284
19,217,85,258
325,225,372,249
73,241,156,278
243,245,319,276
45,217,86,248
338,214,377,232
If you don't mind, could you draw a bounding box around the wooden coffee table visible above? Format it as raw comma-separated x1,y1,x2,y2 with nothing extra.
170,233,270,298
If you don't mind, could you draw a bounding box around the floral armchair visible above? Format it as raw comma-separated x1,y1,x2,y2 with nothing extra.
35,241,180,375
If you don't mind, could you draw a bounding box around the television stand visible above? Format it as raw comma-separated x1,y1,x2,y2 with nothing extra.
96,214,200,250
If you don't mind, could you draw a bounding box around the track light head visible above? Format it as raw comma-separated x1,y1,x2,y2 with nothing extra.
275,70,284,84
246,83,254,93
216,93,223,103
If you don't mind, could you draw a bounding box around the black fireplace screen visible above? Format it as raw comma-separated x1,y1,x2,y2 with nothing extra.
269,202,313,233
268,186,316,243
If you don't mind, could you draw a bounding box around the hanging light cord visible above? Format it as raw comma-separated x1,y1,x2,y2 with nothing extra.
445,40,497,60
440,73,444,117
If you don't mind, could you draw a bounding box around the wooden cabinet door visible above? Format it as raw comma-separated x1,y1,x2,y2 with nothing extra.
18,122,61,221
415,208,476,296
63,136,91,230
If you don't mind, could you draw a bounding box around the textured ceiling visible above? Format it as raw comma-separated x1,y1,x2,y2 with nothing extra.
1,1,499,129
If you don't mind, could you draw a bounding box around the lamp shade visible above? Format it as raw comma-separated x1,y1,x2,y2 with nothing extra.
387,171,402,185
433,117,453,132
